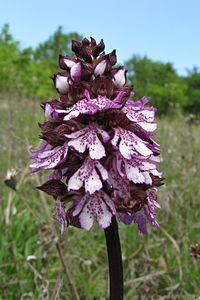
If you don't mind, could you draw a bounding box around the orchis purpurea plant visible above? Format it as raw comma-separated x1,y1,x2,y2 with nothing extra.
30,37,163,300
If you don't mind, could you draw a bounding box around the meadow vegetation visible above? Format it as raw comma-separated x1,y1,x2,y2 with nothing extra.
0,94,200,299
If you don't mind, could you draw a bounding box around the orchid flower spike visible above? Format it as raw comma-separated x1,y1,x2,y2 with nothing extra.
30,37,163,235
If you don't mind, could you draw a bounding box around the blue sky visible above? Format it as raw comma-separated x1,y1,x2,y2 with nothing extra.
1,0,200,75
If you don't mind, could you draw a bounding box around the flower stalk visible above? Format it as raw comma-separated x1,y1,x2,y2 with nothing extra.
104,216,123,300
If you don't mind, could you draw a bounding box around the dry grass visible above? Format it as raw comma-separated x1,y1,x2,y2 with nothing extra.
0,94,200,299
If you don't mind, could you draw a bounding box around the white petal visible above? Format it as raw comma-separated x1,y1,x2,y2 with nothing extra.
68,138,87,153
65,128,87,139
138,122,157,132
143,172,152,185
85,169,102,194
64,58,76,68
119,140,132,159
89,135,106,159
150,169,162,177
97,201,113,228
150,155,161,163
37,147,58,159
140,162,155,171
141,109,155,122
134,140,153,157
63,109,80,120
111,130,120,146
71,63,81,82
79,207,94,231
125,163,145,183
45,104,54,121
68,170,83,191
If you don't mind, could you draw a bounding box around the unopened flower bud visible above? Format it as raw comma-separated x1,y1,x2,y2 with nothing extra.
109,50,117,66
72,40,82,54
90,37,96,47
94,59,107,76
70,62,81,82
82,47,93,63
112,67,127,87
93,39,105,57
82,38,90,46
54,73,70,94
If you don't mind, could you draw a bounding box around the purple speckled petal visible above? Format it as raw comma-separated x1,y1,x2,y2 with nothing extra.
123,98,157,134
113,152,161,185
30,143,68,171
68,158,108,194
67,126,107,159
72,191,116,230
56,92,124,121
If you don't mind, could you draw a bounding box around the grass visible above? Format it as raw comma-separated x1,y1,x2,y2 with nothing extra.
0,94,200,299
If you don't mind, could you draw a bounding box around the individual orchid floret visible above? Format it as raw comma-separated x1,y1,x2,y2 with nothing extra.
114,152,162,185
59,55,77,69
65,125,109,159
59,55,82,82
68,157,108,194
56,91,124,121
71,191,116,230
123,98,157,133
111,127,153,159
30,142,68,172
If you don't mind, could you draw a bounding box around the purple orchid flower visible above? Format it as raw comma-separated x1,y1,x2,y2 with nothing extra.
30,37,163,235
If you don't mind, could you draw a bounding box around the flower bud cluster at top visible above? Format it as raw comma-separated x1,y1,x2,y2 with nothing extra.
30,37,163,234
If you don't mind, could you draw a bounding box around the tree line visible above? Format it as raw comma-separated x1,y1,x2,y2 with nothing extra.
0,24,199,115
